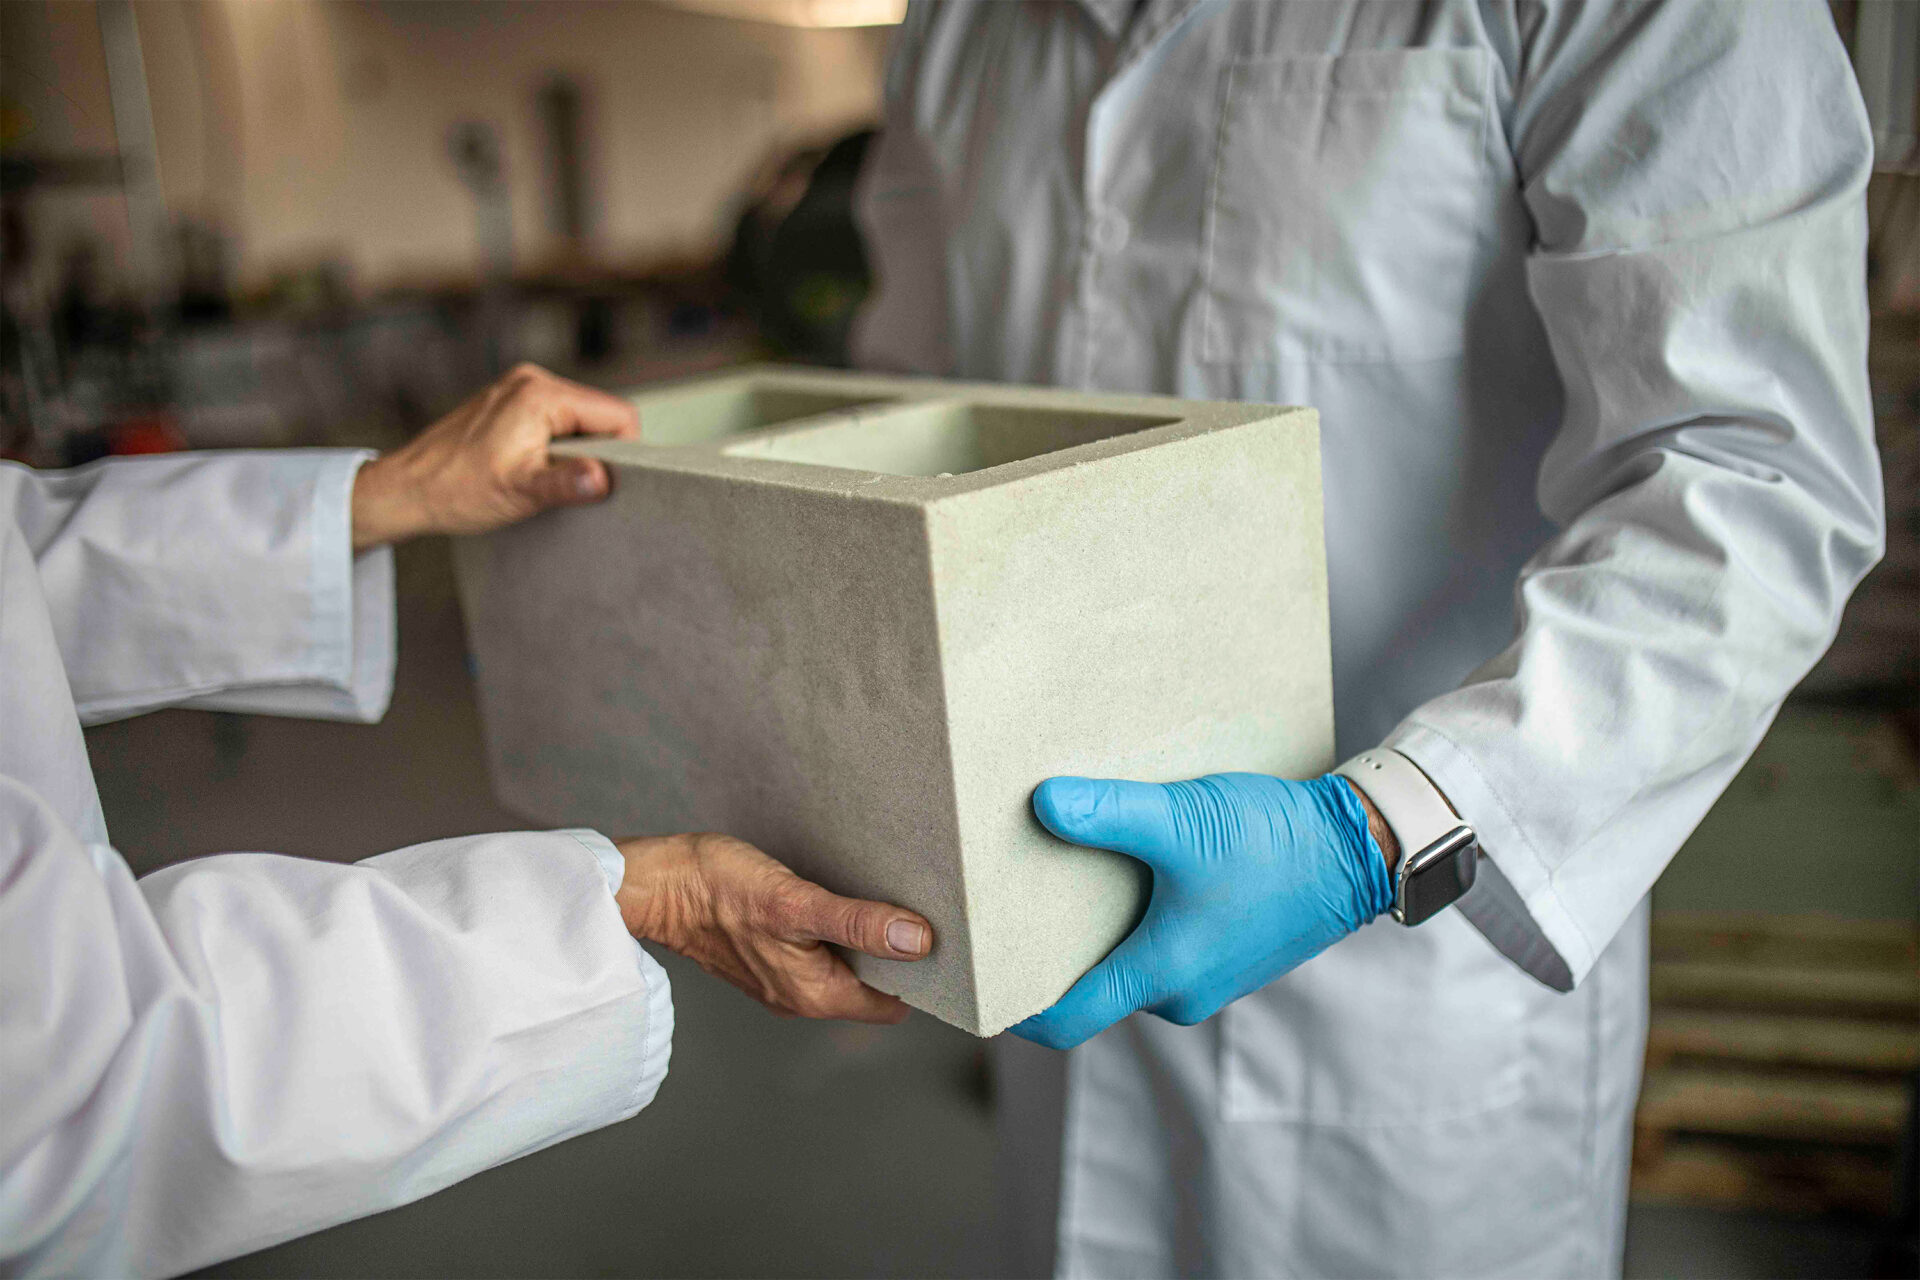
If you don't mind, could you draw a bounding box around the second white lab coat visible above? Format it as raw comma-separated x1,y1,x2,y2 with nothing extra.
856,2,1883,1276
0,452,672,1278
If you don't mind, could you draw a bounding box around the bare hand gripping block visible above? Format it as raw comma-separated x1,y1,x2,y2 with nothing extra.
453,367,1331,1036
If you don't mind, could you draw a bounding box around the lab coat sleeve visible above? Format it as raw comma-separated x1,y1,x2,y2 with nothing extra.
0,773,671,1279
0,450,395,726
1383,1,1884,989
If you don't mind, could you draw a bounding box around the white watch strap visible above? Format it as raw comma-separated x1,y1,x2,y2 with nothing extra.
1335,748,1460,858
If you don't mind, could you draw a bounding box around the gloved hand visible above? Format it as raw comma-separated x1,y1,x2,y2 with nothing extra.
1011,773,1392,1050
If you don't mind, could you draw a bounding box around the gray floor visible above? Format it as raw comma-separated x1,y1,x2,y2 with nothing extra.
82,539,1895,1278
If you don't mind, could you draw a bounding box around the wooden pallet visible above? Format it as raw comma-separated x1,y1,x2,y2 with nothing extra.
1632,913,1919,1216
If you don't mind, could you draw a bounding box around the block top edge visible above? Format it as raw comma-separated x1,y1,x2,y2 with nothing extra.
552,364,1316,503
618,363,1302,419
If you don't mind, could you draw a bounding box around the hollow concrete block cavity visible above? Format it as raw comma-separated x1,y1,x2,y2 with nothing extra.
453,367,1331,1036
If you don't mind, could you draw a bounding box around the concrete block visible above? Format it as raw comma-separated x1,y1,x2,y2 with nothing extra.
453,367,1330,1035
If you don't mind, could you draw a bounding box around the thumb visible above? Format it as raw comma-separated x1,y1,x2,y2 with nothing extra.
781,880,933,962
523,455,611,510
1032,777,1185,871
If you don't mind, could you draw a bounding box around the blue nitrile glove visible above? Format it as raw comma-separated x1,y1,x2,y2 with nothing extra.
1011,773,1393,1050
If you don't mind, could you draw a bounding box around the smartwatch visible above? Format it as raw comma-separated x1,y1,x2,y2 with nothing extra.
1335,749,1480,926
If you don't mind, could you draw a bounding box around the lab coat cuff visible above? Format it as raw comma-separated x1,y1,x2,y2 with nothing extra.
560,829,627,898
182,452,397,723
633,936,675,1113
554,829,674,1115
1385,724,1589,992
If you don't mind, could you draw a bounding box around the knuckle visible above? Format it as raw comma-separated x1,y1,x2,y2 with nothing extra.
504,377,547,408
790,985,836,1020
838,901,883,949
763,879,816,932
1106,966,1153,1015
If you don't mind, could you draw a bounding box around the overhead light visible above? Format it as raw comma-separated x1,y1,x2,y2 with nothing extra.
661,0,906,28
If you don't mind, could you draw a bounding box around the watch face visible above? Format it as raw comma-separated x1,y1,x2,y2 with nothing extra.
1395,828,1479,926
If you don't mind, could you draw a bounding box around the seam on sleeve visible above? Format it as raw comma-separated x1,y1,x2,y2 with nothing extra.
81,676,349,726
1525,185,1871,266
630,947,675,1113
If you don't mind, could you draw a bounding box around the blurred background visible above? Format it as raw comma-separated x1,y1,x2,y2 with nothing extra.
1,0,888,466
2,2,1915,1277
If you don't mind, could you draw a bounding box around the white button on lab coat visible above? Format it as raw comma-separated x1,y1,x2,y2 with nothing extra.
855,2,1882,1275
0,452,672,1278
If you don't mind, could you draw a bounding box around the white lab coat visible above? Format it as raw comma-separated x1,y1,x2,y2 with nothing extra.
855,2,1882,1276
0,451,672,1278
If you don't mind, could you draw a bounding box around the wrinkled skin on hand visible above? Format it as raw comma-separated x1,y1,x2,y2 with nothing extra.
1011,773,1391,1050
351,363,640,549
615,832,935,1024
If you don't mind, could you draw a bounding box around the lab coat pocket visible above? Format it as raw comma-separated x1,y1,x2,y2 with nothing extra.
1200,48,1502,366
1220,910,1537,1125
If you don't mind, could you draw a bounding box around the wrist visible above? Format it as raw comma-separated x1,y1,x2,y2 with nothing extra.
350,452,431,550
1310,773,1395,921
1343,777,1401,873
613,834,705,948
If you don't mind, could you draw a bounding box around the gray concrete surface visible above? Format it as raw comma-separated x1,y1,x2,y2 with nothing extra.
455,368,1331,1035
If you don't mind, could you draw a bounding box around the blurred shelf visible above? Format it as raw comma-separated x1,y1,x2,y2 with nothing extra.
1639,1068,1909,1144
1649,958,1918,1018
1634,913,1918,1217
1648,1010,1920,1074
1632,1136,1898,1218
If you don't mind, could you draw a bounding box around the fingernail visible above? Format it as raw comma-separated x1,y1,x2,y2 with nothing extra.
575,470,603,497
886,919,927,956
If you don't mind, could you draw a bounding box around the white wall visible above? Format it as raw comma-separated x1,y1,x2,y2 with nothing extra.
3,0,891,295
2,2,143,294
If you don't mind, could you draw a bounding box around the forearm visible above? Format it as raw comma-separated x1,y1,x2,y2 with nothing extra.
1390,431,1880,989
